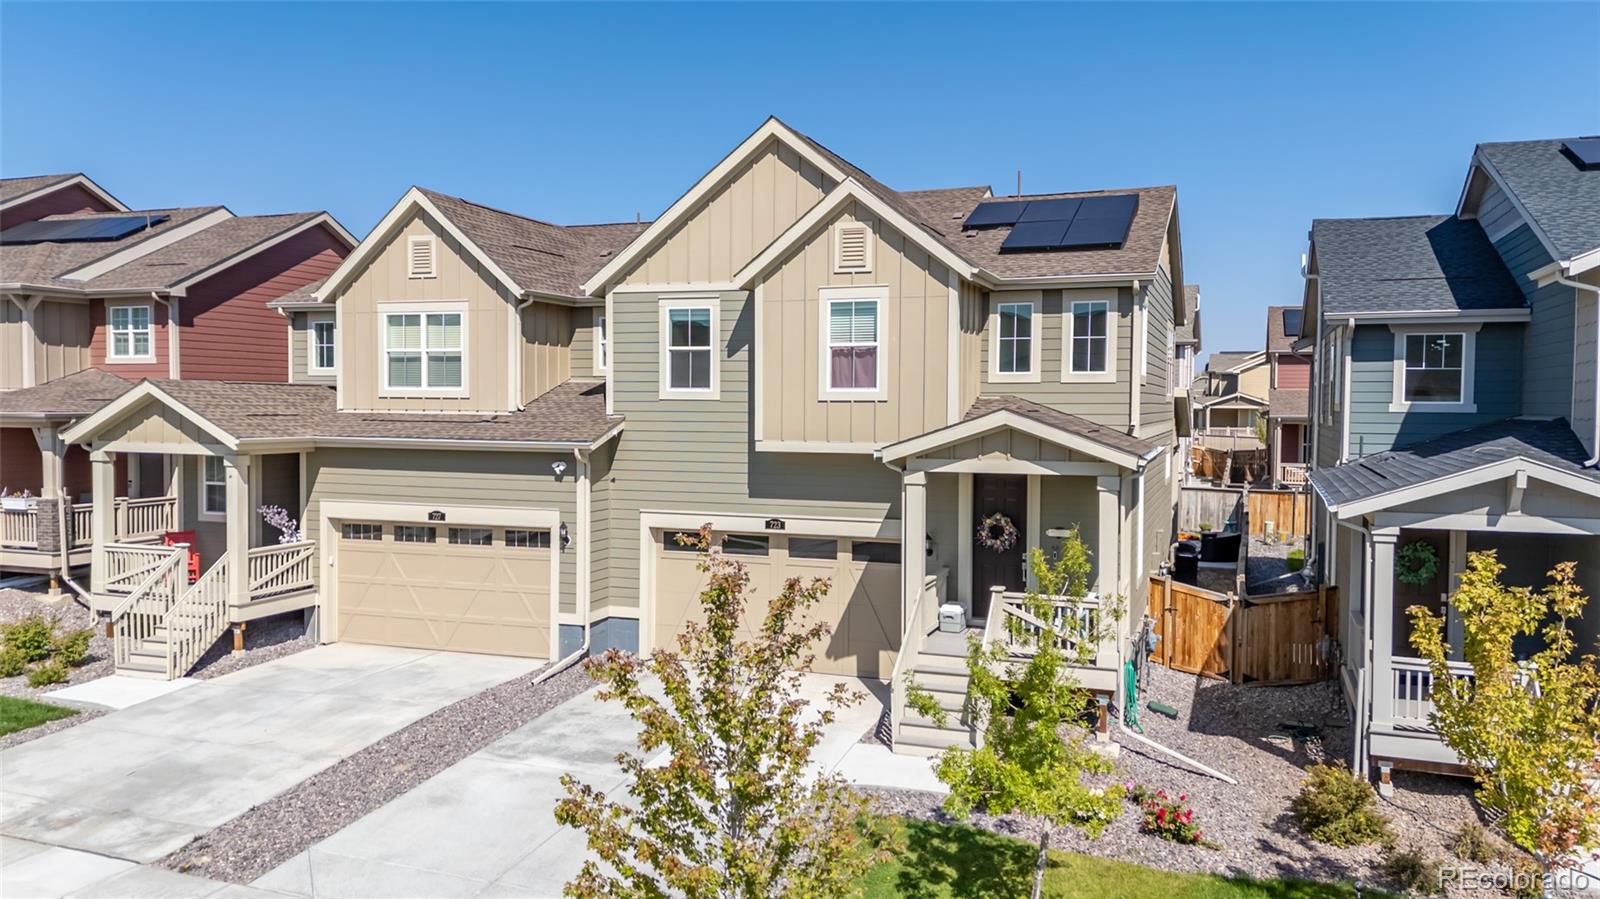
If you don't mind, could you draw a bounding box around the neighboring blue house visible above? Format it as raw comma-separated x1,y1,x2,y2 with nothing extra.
1298,137,1600,791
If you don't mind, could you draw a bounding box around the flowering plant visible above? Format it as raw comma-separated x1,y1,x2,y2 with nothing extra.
258,505,303,544
1140,789,1215,848
975,512,1019,553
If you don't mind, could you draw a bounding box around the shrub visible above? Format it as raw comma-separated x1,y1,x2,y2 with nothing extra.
1139,789,1215,848
1286,549,1305,572
1291,763,1392,847
52,628,93,667
1502,852,1546,899
0,646,28,678
1452,821,1496,864
1381,846,1444,895
3,615,56,662
1122,780,1154,806
26,660,68,687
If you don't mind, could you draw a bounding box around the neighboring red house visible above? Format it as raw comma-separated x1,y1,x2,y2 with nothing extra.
0,173,356,575
1266,305,1313,487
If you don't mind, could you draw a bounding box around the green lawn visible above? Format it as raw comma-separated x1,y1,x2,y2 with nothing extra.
861,818,1389,899
0,695,77,737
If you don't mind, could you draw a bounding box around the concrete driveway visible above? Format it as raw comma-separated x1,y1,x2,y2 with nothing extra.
0,643,540,867
252,673,936,898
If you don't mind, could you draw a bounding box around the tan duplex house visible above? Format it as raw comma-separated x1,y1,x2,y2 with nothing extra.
59,119,1187,753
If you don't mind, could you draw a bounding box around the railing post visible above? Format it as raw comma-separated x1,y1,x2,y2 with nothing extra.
89,452,116,595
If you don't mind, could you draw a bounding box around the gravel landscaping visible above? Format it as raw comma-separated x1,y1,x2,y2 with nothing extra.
161,658,595,884
0,586,113,700
1246,536,1311,595
866,662,1514,898
189,611,316,679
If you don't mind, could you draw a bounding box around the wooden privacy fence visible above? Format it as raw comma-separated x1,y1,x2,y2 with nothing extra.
1177,486,1243,534
1150,575,1339,685
1178,486,1309,538
1247,490,1309,538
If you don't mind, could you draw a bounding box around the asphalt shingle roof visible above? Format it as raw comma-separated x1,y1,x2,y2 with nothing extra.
1266,305,1305,354
1268,387,1308,419
0,369,131,418
1176,284,1200,344
148,378,620,445
80,213,325,290
0,207,224,285
964,394,1158,459
266,278,327,308
1205,351,1261,373
1478,138,1600,260
1310,418,1600,508
0,174,78,204
1310,215,1527,316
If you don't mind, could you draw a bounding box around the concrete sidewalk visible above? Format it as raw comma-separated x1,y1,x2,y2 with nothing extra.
0,836,290,899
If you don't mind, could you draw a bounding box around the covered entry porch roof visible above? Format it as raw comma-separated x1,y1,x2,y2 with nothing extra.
879,394,1161,473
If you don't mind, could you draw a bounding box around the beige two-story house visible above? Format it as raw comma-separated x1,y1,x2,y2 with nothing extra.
60,119,1188,754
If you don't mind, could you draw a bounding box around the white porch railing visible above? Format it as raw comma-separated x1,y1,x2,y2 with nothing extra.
119,496,177,540
1390,655,1541,728
0,496,177,550
246,541,317,601
0,510,37,548
982,589,1113,668
889,568,947,747
1279,463,1309,487
110,546,187,670
104,544,181,595
70,503,94,547
165,554,231,679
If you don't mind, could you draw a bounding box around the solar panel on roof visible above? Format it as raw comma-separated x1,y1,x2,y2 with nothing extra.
962,200,1028,229
1000,221,1071,252
1561,138,1600,171
1283,309,1304,337
0,214,169,245
1016,198,1082,223
1058,195,1139,248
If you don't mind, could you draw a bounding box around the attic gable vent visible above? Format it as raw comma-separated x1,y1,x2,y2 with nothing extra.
833,222,873,274
407,236,437,279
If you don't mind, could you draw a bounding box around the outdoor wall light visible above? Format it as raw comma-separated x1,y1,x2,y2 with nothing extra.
551,460,568,477
559,522,571,549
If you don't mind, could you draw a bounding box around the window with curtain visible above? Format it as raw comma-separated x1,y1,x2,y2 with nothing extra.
1070,300,1109,372
596,314,607,369
312,321,335,370
109,305,153,359
666,307,712,390
1402,333,1464,402
202,456,225,515
997,302,1033,374
385,311,462,390
827,299,879,390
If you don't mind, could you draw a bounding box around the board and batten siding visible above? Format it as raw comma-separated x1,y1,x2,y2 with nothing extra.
757,203,954,445
977,287,1135,428
1345,323,1522,458
302,448,581,615
1492,223,1574,421
958,278,984,414
0,299,92,389
618,139,837,287
331,211,517,413
290,310,336,384
571,306,601,376
519,300,573,404
604,288,902,610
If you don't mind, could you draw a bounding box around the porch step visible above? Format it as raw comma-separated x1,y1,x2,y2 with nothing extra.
912,654,969,677
116,657,167,678
895,722,974,757
907,668,970,693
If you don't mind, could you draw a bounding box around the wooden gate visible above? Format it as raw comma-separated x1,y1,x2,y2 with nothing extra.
1246,490,1310,538
1150,576,1339,685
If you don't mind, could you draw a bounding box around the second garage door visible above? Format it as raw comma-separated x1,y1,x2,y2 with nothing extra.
653,532,900,678
335,521,553,658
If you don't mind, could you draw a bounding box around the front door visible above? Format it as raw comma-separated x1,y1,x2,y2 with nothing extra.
971,474,1027,619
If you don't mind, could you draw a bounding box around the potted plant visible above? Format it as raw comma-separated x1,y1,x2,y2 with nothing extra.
1,489,36,512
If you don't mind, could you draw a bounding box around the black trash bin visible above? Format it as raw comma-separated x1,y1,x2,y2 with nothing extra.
1174,541,1200,585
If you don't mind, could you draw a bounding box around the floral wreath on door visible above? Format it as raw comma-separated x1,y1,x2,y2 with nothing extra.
975,512,1019,553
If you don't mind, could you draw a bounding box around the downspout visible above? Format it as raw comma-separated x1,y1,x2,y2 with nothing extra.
147,292,178,379
1553,276,1600,466
1129,280,1143,438
535,446,592,684
1338,317,1354,464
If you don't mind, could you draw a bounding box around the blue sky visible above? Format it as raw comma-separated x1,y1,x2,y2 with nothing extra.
4,2,1596,359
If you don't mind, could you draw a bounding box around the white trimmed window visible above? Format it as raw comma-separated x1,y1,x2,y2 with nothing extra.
594,313,607,374
825,299,881,392
990,298,1039,382
1390,328,1476,412
659,299,717,398
108,304,154,360
200,456,225,519
1063,298,1115,382
383,308,464,392
407,236,436,279
311,320,335,371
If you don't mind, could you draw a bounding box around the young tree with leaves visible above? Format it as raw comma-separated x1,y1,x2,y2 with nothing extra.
1408,551,1600,864
555,525,890,899
909,526,1125,881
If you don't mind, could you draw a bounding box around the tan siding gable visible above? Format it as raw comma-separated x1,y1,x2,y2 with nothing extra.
96,401,221,451
332,210,522,413
620,139,837,287
758,201,952,446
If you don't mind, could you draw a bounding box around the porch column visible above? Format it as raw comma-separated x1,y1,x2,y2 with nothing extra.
1369,528,1399,726
903,471,928,629
32,427,65,558
1095,476,1121,598
1445,530,1466,659
225,454,251,603
89,450,117,594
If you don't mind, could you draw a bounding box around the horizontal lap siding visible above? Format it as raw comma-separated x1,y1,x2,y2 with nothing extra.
1277,356,1311,389
1140,265,1175,440
978,287,1135,428
1492,224,1573,420
180,227,346,381
588,439,615,613
1346,323,1521,458
290,311,336,385
304,448,581,615
607,289,900,609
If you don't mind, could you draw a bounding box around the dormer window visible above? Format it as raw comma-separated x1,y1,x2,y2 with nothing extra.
382,304,465,394
408,236,437,279
833,222,873,274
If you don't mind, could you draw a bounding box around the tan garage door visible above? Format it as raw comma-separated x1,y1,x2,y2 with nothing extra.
654,532,900,678
336,522,552,658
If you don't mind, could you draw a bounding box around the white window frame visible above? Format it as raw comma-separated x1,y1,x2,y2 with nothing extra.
831,221,874,274
198,455,226,522
593,312,607,375
988,292,1041,384
378,301,468,397
818,285,888,401
1388,324,1477,413
310,319,336,372
658,296,720,400
1135,300,1149,382
1061,292,1117,384
106,302,155,363
407,235,437,279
